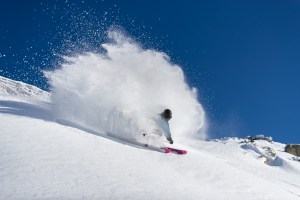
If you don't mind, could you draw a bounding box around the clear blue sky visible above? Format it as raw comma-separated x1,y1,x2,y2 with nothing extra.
0,0,299,143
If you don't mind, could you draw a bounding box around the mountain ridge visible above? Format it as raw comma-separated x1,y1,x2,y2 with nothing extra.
0,76,49,101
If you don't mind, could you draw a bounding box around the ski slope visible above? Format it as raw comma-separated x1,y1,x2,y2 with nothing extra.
1,76,300,200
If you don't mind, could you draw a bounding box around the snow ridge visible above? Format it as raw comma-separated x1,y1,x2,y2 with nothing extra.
0,76,49,101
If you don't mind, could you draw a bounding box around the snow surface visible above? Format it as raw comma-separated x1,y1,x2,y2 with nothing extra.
1,76,300,200
0,76,49,102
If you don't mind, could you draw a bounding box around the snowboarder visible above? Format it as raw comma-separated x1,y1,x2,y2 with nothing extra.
142,109,187,154
159,109,174,144
142,109,174,147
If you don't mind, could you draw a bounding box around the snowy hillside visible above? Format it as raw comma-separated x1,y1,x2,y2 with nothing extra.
0,76,49,102
1,76,300,200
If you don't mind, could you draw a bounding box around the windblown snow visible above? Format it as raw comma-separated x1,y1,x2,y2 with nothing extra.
45,30,206,143
1,76,300,200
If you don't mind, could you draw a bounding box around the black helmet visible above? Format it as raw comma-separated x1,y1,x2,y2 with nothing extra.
162,109,172,120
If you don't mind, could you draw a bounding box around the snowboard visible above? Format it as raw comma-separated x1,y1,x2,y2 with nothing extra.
161,147,187,155
161,147,172,153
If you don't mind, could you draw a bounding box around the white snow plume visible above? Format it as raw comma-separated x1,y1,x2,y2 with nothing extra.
46,30,206,142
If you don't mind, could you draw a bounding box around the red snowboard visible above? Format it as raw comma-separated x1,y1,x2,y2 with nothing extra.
161,148,172,153
161,147,187,155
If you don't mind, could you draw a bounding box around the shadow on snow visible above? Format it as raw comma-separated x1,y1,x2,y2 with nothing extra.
0,100,163,153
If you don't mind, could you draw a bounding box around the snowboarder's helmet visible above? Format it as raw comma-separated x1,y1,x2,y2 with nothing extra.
162,109,172,120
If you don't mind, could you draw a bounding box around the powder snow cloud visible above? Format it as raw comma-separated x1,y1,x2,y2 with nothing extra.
45,30,207,142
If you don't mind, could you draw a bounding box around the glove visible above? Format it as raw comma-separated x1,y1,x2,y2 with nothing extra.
167,138,174,144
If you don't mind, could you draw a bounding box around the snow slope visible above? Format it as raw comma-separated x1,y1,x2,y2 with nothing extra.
0,76,49,102
1,76,300,200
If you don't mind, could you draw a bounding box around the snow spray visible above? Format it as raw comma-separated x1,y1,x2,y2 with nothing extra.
45,29,207,142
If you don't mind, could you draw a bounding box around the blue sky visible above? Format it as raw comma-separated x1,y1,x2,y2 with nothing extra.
0,0,299,143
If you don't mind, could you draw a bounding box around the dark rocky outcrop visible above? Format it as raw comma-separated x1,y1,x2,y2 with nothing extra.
245,135,272,142
285,144,300,157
